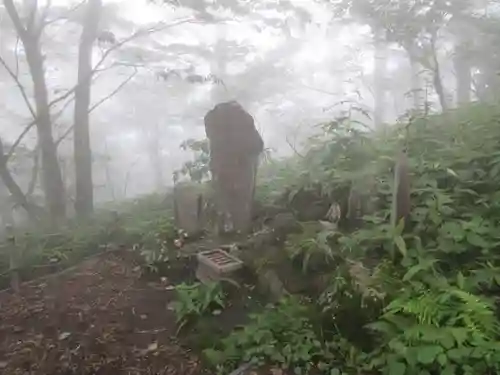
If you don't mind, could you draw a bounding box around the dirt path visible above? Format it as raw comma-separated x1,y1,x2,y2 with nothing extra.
0,251,205,375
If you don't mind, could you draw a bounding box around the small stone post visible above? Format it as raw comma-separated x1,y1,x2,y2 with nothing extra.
6,224,19,293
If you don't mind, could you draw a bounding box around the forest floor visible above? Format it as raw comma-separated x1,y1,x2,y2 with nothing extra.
0,250,207,375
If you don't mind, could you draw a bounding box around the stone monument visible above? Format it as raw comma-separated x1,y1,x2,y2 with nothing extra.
204,101,264,234
173,182,204,236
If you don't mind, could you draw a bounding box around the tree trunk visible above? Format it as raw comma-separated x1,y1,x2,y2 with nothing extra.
103,138,116,201
409,54,422,110
26,145,40,197
433,67,448,111
373,28,387,127
73,0,102,219
22,31,67,223
0,137,43,220
476,63,499,103
3,0,66,224
454,43,471,105
429,34,448,111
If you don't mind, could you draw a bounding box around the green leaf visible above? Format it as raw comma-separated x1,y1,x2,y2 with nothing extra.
441,365,456,375
441,333,455,349
417,345,442,364
449,328,467,346
388,360,406,375
403,259,437,281
437,353,448,366
330,369,341,375
394,236,407,257
456,272,465,289
466,232,489,248
446,168,458,177
440,222,464,241
447,347,467,361
203,348,224,365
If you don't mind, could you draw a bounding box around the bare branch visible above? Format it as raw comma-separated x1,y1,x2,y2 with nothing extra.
47,63,117,108
285,135,304,158
301,84,337,96
48,18,196,109
0,55,37,119
55,67,138,146
0,136,43,219
4,95,73,162
48,73,97,108
54,124,73,147
92,18,199,73
3,0,28,38
13,37,20,76
89,67,138,112
41,0,86,30
5,121,36,162
53,94,76,121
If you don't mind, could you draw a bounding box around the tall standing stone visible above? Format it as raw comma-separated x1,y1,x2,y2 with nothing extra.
204,101,263,234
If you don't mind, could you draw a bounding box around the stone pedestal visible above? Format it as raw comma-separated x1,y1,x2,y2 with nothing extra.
196,249,243,284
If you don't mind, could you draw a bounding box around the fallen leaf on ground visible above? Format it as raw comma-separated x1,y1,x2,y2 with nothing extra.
59,332,71,340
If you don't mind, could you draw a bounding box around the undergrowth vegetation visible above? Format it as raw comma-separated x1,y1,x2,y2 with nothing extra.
0,193,177,288
172,281,226,332
195,103,500,374
3,103,500,375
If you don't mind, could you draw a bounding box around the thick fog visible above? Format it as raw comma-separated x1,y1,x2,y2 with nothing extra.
0,0,496,214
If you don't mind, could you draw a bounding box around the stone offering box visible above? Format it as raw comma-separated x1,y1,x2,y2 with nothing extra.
196,249,243,283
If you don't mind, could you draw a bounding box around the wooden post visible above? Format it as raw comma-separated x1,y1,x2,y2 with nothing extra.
6,224,19,293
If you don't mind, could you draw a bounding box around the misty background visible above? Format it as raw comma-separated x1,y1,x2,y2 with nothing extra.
0,0,496,222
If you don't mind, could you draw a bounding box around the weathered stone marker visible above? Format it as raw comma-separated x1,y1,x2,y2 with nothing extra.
5,224,19,293
173,182,204,236
204,101,264,235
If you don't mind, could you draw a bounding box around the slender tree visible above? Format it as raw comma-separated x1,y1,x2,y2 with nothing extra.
73,0,103,218
3,0,67,223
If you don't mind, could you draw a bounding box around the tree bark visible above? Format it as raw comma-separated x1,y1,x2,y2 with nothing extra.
0,137,43,220
432,67,447,111
476,62,499,103
409,54,422,110
3,0,67,224
429,34,448,111
73,0,102,219
454,42,471,105
373,28,387,127
26,145,40,197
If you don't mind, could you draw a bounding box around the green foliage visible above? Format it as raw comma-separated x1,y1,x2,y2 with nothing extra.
0,211,122,277
126,215,176,245
366,284,500,375
238,103,500,374
176,138,211,183
285,221,338,273
204,297,344,375
171,281,226,332
0,193,176,288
